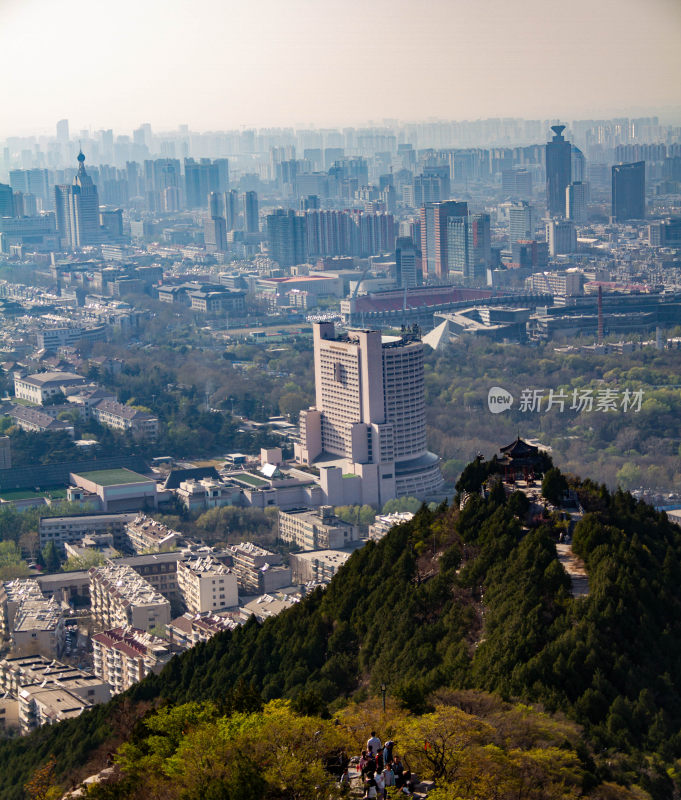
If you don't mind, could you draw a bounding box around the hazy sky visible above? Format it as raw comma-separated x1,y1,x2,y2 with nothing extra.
2,0,680,137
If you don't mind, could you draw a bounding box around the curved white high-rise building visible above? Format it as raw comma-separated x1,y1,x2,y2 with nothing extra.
295,322,443,507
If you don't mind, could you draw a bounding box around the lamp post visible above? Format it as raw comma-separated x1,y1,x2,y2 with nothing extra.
381,683,386,713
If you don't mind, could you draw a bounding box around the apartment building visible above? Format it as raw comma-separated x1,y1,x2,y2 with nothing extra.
166,611,239,650
228,542,290,594
289,549,352,584
278,505,360,550
0,654,110,733
0,579,44,639
89,562,171,632
176,556,238,613
124,515,183,554
91,626,172,694
91,399,158,439
3,405,74,436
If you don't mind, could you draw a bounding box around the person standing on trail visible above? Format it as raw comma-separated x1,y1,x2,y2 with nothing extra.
367,731,382,755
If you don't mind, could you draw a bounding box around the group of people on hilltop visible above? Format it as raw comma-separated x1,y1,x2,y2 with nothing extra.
338,731,417,798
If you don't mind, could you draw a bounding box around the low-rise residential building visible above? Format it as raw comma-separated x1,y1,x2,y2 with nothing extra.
89,562,171,632
167,611,240,649
2,404,74,436
289,549,353,584
278,505,360,550
91,626,172,694
228,542,290,594
0,654,110,734
124,515,183,554
176,556,238,613
13,371,88,404
91,399,158,439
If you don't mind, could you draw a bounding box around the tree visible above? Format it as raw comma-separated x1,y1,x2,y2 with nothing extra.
541,467,568,505
41,541,61,573
24,756,61,800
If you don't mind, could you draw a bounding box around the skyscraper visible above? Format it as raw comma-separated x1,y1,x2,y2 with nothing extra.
419,200,468,281
204,216,227,253
266,209,306,267
545,125,572,217
509,201,534,246
56,119,69,143
294,322,443,506
566,182,587,223
224,189,240,230
184,158,220,208
54,151,100,249
242,191,259,234
612,161,645,221
395,237,420,288
447,213,491,283
0,184,14,217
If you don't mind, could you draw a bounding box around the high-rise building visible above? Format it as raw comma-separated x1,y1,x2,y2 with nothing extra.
266,209,305,267
395,237,420,288
56,119,69,143
546,218,576,256
54,151,100,249
502,168,533,199
294,323,443,506
447,213,491,283
242,191,259,233
204,216,227,252
612,161,645,221
0,184,14,217
225,189,240,230
566,182,587,223
509,201,534,246
208,192,224,218
545,125,572,217
419,200,468,281
184,158,220,208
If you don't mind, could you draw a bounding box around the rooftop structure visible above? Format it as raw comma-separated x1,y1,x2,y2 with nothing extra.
368,511,415,541
70,469,158,513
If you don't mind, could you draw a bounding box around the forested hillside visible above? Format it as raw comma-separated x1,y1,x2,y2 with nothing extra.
3,470,681,798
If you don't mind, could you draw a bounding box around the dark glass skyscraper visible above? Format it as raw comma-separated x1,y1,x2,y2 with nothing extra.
545,125,572,217
612,161,645,221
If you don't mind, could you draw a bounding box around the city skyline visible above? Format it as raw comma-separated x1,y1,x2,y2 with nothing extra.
2,0,680,138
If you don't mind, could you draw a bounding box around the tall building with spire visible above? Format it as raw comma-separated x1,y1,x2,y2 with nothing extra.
54,151,100,249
